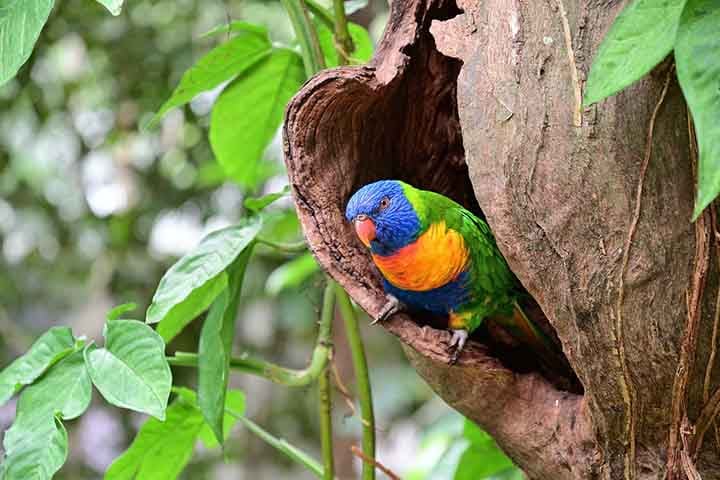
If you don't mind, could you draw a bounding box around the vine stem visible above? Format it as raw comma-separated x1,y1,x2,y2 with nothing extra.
227,410,325,478
305,0,334,29
167,281,334,387
332,0,354,65
336,284,376,480
318,362,335,480
280,0,325,76
318,281,336,480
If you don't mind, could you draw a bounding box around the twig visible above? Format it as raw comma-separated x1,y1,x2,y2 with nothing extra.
167,281,335,387
350,445,400,480
668,80,711,478
332,360,358,417
336,284,376,480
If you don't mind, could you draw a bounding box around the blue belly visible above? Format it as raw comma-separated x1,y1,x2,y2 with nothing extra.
382,271,472,315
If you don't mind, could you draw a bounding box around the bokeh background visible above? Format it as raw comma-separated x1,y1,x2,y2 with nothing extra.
0,1,497,479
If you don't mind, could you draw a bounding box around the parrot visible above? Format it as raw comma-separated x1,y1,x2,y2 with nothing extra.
345,179,563,366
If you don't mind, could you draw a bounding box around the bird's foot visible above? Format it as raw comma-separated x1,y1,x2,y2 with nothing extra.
448,329,469,365
372,294,403,325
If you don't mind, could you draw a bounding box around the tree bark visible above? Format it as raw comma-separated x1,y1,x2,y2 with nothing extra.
282,0,720,478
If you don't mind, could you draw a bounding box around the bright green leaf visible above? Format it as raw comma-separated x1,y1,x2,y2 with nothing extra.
147,218,261,341
2,351,91,479
266,252,319,295
317,22,373,67
107,302,138,321
210,49,305,185
148,28,272,128
454,419,519,480
0,416,67,480
182,388,246,449
198,250,251,445
94,0,123,15
104,397,204,480
675,0,720,218
202,21,269,38
0,326,75,405
85,320,171,420
155,273,228,342
583,0,687,106
0,0,55,87
244,185,290,213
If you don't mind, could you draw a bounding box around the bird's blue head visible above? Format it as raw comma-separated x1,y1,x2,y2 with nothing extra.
345,180,421,256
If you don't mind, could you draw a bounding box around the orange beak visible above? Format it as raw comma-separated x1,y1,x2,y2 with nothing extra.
353,215,376,247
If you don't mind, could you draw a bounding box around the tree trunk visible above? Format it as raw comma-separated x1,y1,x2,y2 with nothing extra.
282,0,720,478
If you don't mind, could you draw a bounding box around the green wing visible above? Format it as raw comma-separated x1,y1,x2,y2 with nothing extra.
411,186,568,369
418,190,518,330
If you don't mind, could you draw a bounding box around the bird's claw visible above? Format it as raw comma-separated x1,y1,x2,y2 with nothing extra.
448,329,469,365
372,294,402,325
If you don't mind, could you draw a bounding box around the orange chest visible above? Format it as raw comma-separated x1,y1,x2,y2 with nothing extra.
371,221,469,292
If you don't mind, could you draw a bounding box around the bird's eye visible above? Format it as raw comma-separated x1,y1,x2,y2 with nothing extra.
378,196,391,211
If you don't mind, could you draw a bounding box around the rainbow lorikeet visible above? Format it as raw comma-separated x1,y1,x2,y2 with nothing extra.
345,180,560,364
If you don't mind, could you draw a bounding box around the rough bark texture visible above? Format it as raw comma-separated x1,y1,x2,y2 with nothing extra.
283,0,720,478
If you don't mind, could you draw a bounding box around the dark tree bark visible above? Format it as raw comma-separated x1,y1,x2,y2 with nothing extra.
283,1,720,478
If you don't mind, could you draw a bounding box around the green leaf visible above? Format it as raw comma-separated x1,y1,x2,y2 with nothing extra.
0,416,67,480
85,320,172,420
675,0,720,218
583,0,687,106
198,249,252,445
107,302,138,321
196,389,246,449
94,0,123,15
202,21,268,38
266,252,320,295
147,28,272,128
0,326,75,406
155,274,228,342
0,0,55,88
244,185,290,213
2,351,91,479
317,22,373,67
210,49,305,185
104,397,205,480
454,419,518,480
147,219,262,342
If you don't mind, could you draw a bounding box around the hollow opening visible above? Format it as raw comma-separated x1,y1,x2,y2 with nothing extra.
284,0,582,394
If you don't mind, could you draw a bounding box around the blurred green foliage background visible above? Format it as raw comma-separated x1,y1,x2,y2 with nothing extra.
0,1,522,478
